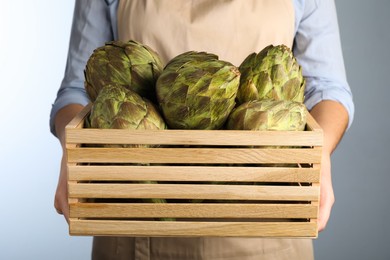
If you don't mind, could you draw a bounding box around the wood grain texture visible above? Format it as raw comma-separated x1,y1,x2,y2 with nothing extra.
305,111,323,132
70,203,318,219
68,165,320,182
65,103,91,130
67,147,322,164
66,128,323,146
66,105,322,237
68,183,319,201
65,106,323,147
70,219,318,238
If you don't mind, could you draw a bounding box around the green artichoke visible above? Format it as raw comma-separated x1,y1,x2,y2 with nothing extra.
226,100,307,131
156,51,240,129
236,45,305,105
84,40,163,102
89,84,170,211
163,51,219,72
90,84,166,143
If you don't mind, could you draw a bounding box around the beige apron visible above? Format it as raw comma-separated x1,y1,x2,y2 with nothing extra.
93,0,314,259
117,0,295,66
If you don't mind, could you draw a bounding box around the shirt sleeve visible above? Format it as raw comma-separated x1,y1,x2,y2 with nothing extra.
49,0,118,137
293,0,354,129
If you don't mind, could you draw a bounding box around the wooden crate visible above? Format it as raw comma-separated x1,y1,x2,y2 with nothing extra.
66,103,323,238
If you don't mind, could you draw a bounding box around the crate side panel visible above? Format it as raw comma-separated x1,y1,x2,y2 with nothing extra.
306,112,323,132
65,103,91,130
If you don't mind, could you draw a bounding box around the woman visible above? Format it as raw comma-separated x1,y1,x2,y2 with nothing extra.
50,0,354,259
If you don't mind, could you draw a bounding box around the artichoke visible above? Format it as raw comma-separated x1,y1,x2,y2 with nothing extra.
84,40,163,102
163,51,219,72
236,45,305,105
90,84,166,146
89,84,170,211
226,100,307,131
156,51,240,129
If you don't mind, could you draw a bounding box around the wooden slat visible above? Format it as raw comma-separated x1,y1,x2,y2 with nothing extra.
68,183,319,201
70,203,318,219
70,220,318,237
65,103,91,130
305,111,323,132
66,128,323,146
309,163,321,237
68,165,320,182
67,147,322,164
65,107,322,147
66,125,84,214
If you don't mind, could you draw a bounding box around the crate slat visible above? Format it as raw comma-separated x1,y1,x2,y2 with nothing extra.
67,147,322,164
70,220,318,237
305,111,323,132
66,128,323,146
66,104,91,130
70,203,318,219
68,165,320,183
68,183,319,201
66,108,322,147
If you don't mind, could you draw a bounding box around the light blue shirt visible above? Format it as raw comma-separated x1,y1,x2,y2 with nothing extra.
50,0,354,136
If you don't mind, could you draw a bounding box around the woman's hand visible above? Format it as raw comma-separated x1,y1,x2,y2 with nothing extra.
309,100,348,233
317,151,334,232
54,153,70,223
53,104,85,224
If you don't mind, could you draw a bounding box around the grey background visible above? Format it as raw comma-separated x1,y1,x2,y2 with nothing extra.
1,1,389,259
314,1,390,259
